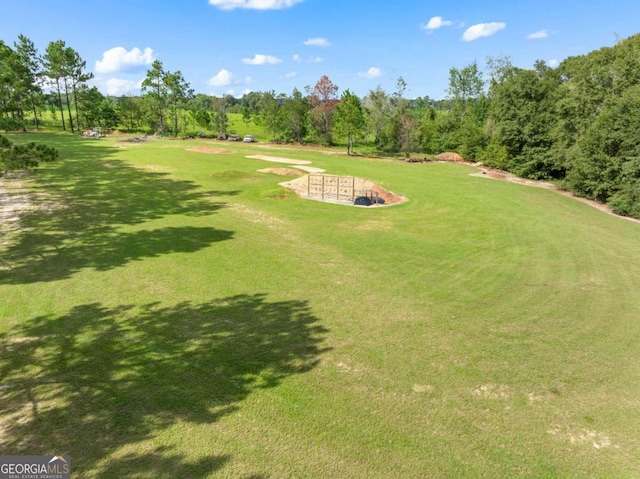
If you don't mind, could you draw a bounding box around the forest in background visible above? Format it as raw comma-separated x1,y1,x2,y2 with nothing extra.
1,33,640,217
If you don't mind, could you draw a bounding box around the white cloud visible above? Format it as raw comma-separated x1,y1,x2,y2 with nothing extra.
92,77,142,96
95,47,155,74
208,69,235,87
292,53,323,63
304,37,331,47
359,67,382,79
223,88,253,98
421,16,453,30
528,29,548,39
548,59,559,68
462,22,506,41
242,54,282,65
209,0,302,10
283,71,297,78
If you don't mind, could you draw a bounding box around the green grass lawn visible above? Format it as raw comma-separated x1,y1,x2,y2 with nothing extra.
1,132,640,478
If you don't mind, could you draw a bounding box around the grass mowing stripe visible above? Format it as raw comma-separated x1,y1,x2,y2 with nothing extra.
1,133,639,477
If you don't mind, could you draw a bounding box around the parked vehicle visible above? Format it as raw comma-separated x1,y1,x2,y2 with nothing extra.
228,134,240,141
243,135,255,143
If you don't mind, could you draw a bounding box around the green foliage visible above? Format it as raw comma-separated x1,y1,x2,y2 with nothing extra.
189,108,211,130
141,60,168,132
0,133,57,174
98,97,119,128
447,60,485,122
489,62,564,179
282,88,308,143
116,94,143,131
609,181,640,217
363,86,393,150
211,97,229,135
418,109,439,154
259,90,285,141
40,40,92,132
567,84,640,214
479,141,509,169
334,89,365,154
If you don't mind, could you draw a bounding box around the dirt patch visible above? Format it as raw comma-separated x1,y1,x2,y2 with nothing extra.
246,154,312,165
437,152,465,162
471,167,554,188
257,168,305,176
548,426,615,449
0,175,63,255
412,384,435,394
472,384,513,399
186,147,233,154
368,183,406,206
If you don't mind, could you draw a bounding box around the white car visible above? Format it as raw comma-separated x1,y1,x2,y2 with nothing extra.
243,135,255,143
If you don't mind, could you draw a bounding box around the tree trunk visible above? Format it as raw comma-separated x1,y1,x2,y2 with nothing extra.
72,83,81,130
17,96,26,132
63,78,74,133
55,81,66,131
31,97,39,130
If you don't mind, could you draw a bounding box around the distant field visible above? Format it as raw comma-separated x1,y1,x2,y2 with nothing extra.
21,110,269,140
1,132,639,478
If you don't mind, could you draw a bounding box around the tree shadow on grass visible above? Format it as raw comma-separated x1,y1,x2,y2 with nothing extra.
0,294,329,478
0,140,239,284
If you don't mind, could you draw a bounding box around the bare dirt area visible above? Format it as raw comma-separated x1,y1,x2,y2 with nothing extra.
186,147,233,154
0,174,64,252
0,176,38,255
246,154,312,165
470,167,555,188
369,183,406,205
0,178,29,247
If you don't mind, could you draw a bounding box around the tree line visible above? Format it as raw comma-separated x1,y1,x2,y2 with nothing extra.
2,32,640,217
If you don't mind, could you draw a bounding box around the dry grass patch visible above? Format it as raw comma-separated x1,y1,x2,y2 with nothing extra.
257,168,305,176
186,147,234,154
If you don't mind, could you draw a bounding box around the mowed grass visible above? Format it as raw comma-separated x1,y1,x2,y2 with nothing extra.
1,133,640,478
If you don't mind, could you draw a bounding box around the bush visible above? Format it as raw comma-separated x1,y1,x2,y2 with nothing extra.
0,134,58,175
608,181,640,217
479,142,509,170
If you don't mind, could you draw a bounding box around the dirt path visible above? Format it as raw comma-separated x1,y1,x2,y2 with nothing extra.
0,176,29,226
0,176,29,253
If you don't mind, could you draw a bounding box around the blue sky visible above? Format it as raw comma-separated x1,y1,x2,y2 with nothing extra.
1,0,639,99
